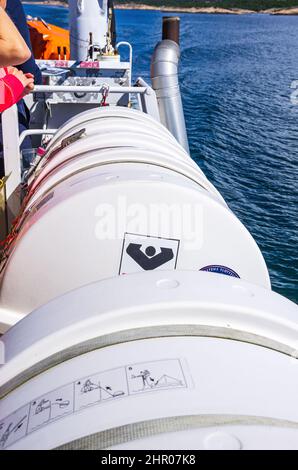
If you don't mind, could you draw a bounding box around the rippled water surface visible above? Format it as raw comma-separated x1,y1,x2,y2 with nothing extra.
24,5,298,302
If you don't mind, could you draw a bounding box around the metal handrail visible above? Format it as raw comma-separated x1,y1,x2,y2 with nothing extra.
116,41,133,87
19,129,57,146
33,85,146,94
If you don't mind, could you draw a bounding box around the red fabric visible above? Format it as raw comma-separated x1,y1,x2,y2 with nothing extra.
0,71,25,113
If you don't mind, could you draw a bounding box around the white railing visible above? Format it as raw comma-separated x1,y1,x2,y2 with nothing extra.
116,42,133,87
19,129,57,146
34,85,146,94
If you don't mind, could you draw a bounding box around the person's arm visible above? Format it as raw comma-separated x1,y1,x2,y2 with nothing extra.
5,0,42,84
0,66,34,112
0,5,31,67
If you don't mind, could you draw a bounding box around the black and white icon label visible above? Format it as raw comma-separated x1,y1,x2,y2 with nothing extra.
119,233,180,274
27,384,73,433
127,359,186,394
0,358,188,449
0,405,29,449
74,368,128,411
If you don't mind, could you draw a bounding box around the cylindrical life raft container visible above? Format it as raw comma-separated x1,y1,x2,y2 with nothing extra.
0,271,297,450
0,108,269,329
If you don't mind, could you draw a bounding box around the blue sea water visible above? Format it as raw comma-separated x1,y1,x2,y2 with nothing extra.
24,5,298,303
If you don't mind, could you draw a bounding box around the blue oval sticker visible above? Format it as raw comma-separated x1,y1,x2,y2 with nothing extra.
200,265,240,278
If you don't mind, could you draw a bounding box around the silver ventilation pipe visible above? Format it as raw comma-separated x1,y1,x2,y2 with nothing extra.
150,17,189,154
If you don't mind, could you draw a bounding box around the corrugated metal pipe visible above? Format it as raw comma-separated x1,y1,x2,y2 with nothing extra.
150,17,189,154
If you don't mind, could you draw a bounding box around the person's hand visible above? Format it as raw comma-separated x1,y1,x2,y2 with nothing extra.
23,75,35,95
6,66,34,95
22,73,35,94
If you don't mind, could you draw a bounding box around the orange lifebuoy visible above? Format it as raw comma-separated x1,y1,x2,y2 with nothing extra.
27,20,70,60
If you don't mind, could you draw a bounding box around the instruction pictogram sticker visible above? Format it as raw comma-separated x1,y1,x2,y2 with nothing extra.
119,233,180,275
